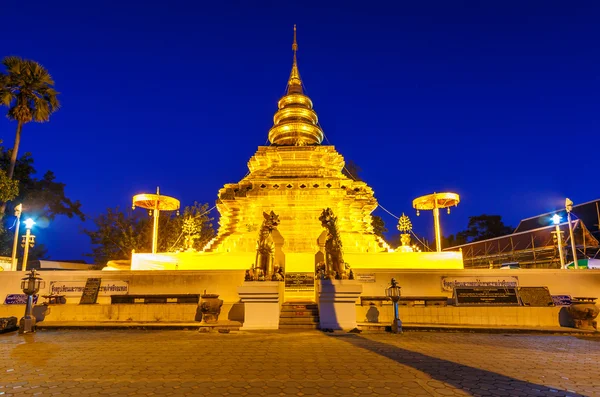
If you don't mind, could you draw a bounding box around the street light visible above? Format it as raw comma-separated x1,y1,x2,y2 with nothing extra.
552,214,565,269
385,278,402,334
565,198,579,269
21,218,36,271
19,269,44,334
10,204,22,271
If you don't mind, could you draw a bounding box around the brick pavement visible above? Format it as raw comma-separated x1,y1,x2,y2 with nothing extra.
1,330,599,396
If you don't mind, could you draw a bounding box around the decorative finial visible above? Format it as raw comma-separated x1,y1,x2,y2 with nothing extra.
287,25,302,95
292,24,298,52
397,213,413,233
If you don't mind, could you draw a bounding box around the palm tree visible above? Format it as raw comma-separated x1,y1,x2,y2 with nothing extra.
0,56,60,181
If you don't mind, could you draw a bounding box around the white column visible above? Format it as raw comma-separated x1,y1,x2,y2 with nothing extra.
238,281,282,330
318,280,363,330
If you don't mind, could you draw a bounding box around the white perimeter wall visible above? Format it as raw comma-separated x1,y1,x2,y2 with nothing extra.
354,268,600,298
0,270,246,305
2,269,600,304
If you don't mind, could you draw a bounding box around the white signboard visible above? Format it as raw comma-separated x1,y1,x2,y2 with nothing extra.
355,273,376,283
0,256,12,271
441,276,519,292
49,280,129,296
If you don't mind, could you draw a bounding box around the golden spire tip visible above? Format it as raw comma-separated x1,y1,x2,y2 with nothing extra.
287,24,302,95
292,24,298,52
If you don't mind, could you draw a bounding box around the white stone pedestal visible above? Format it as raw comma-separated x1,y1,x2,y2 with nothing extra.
318,280,363,330
238,281,282,330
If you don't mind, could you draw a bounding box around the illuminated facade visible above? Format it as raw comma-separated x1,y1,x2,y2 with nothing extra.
129,27,463,273
203,26,389,259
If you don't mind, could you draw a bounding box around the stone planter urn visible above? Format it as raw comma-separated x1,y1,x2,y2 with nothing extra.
200,293,223,324
567,297,600,330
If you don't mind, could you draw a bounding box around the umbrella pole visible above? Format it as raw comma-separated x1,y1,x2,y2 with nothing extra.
566,204,578,269
152,187,160,254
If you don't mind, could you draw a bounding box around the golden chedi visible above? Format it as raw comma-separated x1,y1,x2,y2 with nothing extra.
204,26,389,258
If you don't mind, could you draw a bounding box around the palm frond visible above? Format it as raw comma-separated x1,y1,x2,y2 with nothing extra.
2,56,24,72
0,56,60,123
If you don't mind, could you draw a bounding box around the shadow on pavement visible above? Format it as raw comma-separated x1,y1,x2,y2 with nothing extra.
331,334,583,397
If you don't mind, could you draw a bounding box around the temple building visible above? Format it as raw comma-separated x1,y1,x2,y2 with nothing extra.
204,26,388,257
129,27,463,274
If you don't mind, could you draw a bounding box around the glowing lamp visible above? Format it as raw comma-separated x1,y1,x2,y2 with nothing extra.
19,269,44,334
23,218,35,230
385,278,402,301
21,269,44,295
385,278,402,333
551,214,561,225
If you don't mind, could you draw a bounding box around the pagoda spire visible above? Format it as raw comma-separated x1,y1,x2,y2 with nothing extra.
268,25,323,146
287,24,303,94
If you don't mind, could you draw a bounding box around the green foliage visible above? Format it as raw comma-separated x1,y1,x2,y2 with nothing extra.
0,168,18,202
84,202,215,266
0,56,60,185
0,56,60,124
444,214,513,248
0,147,82,259
459,214,513,243
371,215,388,238
440,233,467,249
0,146,84,221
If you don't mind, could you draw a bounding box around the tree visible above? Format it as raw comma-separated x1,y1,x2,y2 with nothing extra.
0,145,84,221
0,169,18,203
452,214,513,245
342,160,362,181
0,57,60,214
440,233,467,249
0,146,83,259
84,202,215,266
371,215,387,239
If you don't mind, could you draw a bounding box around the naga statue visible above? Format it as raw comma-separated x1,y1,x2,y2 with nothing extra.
319,208,352,280
248,211,281,281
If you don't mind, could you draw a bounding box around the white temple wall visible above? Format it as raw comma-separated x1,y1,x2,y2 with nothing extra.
354,269,600,298
0,270,245,305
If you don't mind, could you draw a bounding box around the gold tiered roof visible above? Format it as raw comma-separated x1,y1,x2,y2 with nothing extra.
268,25,324,146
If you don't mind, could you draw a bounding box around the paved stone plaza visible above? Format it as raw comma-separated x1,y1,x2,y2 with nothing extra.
1,330,599,396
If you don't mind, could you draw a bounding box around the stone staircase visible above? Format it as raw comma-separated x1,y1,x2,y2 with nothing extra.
279,302,320,329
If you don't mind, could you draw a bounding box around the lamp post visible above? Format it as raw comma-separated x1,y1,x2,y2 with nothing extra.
11,204,22,271
19,269,44,334
21,218,36,271
565,198,579,269
552,214,565,269
385,278,402,333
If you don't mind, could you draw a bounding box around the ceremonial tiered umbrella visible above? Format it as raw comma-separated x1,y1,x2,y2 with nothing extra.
412,192,460,252
132,187,180,254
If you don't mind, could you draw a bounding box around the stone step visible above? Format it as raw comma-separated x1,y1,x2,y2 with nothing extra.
279,316,320,324
281,304,318,312
279,301,320,329
279,324,320,330
280,311,319,318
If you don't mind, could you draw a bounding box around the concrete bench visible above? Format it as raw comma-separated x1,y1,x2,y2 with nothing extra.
111,294,200,304
361,296,448,307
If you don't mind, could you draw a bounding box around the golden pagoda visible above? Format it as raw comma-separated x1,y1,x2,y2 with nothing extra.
203,26,389,264
129,27,463,274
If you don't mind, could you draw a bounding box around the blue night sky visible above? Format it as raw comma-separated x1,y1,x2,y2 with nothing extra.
1,1,598,260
